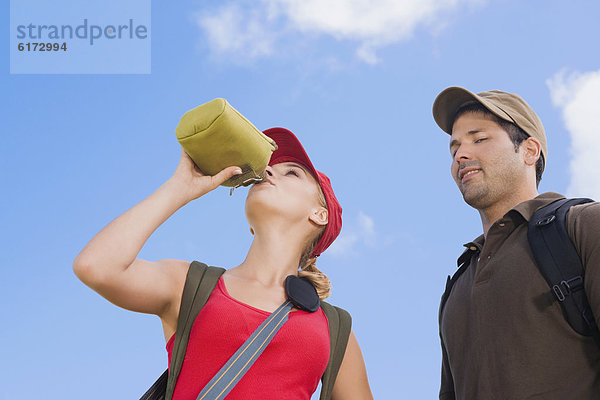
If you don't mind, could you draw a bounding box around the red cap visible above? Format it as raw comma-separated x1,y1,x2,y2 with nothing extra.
263,127,342,257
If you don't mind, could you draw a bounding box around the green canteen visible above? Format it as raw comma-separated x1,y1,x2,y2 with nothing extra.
175,98,278,188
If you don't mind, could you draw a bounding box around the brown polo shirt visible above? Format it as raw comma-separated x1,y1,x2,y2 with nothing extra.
440,192,600,400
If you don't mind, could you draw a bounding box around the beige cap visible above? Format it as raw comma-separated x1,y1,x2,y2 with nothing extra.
432,87,547,165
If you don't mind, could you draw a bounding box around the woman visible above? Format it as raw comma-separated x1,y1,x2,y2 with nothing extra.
73,127,373,399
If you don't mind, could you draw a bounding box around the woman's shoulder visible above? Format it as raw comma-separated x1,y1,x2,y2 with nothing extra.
320,299,350,311
320,300,352,326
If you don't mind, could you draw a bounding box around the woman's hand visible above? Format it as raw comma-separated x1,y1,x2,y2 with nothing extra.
169,148,242,204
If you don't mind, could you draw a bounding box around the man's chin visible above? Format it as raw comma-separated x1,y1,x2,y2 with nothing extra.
461,186,490,209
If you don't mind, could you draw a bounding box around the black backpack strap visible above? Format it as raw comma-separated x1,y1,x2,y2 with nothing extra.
439,247,477,317
528,197,600,346
319,302,352,400
140,369,168,400
165,262,226,400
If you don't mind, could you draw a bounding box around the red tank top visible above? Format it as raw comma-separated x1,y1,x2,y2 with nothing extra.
166,277,330,400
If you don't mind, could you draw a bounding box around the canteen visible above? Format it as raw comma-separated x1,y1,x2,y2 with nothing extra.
175,98,278,189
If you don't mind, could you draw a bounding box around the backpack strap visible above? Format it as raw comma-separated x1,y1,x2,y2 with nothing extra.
142,262,349,400
439,246,477,317
319,302,352,400
528,197,600,346
140,369,168,400
196,300,294,400
165,262,226,400
195,275,319,400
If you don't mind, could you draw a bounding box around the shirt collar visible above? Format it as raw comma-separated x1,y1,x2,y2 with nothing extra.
463,235,484,252
462,192,565,250
510,192,565,222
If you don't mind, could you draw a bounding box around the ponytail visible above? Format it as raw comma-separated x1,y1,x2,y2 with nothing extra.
299,256,331,300
298,228,331,299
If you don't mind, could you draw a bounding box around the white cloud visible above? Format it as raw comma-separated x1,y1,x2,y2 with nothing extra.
327,233,359,256
547,69,600,200
196,0,485,64
327,211,377,257
357,211,375,243
195,4,275,61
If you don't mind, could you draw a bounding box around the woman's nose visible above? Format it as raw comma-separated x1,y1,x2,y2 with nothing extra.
265,165,274,176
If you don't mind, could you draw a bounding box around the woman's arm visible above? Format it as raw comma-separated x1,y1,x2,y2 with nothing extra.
330,330,374,400
73,149,241,318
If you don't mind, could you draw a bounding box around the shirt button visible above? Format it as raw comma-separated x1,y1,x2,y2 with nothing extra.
487,255,491,259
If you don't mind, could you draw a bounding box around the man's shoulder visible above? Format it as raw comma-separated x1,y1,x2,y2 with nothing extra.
565,199,600,248
527,193,599,229
567,199,600,225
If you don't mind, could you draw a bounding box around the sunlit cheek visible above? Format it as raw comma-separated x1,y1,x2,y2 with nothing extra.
292,187,319,209
450,163,458,181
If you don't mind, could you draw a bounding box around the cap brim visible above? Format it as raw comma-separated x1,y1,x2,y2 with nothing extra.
432,87,515,134
263,127,319,178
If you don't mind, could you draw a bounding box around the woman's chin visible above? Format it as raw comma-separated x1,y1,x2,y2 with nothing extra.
246,186,271,204
245,191,278,218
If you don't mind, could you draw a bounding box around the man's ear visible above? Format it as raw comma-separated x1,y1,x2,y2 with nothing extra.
309,207,328,227
522,137,541,166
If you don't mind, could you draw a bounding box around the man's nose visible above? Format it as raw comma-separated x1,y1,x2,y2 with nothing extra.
454,145,472,163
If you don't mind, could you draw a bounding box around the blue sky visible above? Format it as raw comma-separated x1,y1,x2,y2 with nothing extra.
2,1,600,399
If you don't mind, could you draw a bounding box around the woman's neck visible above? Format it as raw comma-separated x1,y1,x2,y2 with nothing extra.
234,228,305,286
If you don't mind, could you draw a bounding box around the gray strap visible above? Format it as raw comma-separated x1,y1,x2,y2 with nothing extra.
196,300,294,400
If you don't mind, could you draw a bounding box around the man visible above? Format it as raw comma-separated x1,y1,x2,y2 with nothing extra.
432,87,600,399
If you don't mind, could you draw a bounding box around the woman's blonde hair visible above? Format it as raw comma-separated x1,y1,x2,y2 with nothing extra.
298,184,331,299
